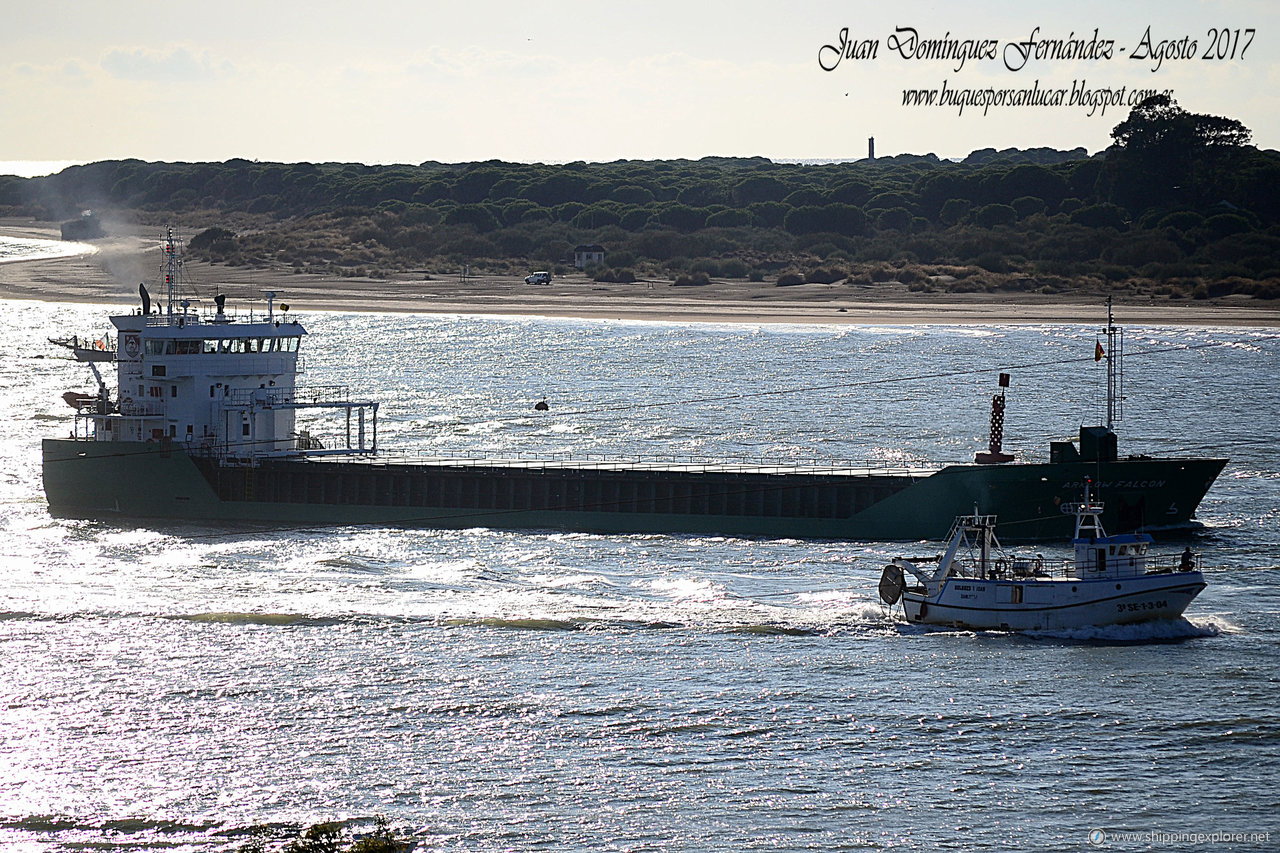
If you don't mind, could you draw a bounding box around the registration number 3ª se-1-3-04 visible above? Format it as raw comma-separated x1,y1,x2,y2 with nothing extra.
1118,600,1167,613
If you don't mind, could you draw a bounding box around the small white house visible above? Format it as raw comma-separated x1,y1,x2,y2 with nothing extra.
573,244,606,269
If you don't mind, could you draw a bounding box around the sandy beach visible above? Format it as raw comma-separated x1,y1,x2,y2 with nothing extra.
3,218,1279,326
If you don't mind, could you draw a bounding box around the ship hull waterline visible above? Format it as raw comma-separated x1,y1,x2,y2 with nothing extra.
43,439,1226,542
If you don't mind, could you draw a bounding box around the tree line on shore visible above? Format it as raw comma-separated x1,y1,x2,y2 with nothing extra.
2,97,1277,299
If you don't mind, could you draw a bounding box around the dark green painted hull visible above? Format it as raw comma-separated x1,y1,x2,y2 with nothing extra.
42,439,1226,542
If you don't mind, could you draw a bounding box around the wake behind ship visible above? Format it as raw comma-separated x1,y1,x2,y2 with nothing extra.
43,231,1226,542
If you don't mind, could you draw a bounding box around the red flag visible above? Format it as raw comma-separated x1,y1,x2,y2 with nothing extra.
1094,340,1105,362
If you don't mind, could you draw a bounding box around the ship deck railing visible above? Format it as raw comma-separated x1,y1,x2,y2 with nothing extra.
139,306,293,327
111,400,167,417
225,384,365,408
142,311,199,327
298,447,942,477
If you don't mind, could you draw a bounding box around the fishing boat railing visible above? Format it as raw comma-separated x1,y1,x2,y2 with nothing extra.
976,551,1201,581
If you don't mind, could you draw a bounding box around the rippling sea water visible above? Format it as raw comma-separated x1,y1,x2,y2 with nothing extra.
2,298,1279,851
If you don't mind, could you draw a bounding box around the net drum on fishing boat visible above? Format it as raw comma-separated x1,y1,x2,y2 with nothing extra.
879,563,906,605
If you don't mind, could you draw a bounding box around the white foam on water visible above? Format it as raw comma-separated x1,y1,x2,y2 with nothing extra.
1027,617,1221,643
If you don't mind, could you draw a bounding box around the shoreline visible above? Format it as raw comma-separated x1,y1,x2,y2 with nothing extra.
4,218,1280,327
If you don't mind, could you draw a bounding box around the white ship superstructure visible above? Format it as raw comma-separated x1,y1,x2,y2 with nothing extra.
60,228,377,462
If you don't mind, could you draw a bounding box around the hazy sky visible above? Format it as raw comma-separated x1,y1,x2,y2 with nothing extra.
3,1,1276,165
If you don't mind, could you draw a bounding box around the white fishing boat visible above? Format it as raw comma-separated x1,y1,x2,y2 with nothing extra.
878,485,1207,631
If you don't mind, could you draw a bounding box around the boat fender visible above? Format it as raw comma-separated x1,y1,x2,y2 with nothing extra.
918,601,928,619
878,564,905,605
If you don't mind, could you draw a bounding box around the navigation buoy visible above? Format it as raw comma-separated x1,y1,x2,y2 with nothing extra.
534,399,549,411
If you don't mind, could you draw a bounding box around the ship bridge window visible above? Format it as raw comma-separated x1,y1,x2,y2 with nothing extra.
247,338,260,353
285,337,300,353
203,339,218,354
174,340,201,355
145,340,166,355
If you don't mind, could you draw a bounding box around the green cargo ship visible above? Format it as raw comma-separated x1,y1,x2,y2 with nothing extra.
43,434,1224,542
42,233,1225,542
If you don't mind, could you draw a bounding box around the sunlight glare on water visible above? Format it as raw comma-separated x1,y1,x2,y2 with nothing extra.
0,235,98,265
1,300,1278,851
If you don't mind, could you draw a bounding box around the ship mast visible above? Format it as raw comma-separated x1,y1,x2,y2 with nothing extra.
1104,296,1124,431
162,226,182,318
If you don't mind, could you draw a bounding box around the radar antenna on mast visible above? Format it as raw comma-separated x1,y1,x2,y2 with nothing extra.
163,227,179,316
